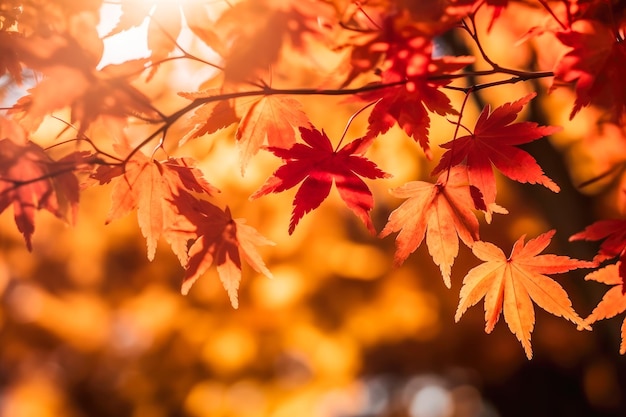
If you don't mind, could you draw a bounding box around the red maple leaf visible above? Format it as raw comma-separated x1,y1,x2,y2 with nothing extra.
358,52,473,158
552,19,626,119
338,12,423,88
342,13,473,156
570,219,626,286
570,219,626,262
182,199,274,308
251,126,390,234
431,93,561,217
91,141,218,263
455,230,592,359
0,131,82,250
582,263,626,354
379,166,480,287
91,139,272,308
482,0,508,32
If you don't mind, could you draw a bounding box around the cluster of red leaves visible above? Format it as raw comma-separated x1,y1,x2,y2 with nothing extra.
345,12,474,157
3,0,626,357
569,220,626,352
546,1,626,353
550,1,626,120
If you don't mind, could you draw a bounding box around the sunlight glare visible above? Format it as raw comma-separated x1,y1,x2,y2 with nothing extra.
140,0,187,3
97,3,150,67
97,0,214,68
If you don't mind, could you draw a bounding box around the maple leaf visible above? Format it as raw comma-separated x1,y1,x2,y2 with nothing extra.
481,0,508,32
379,166,480,287
182,199,274,308
106,0,183,62
181,2,225,55
552,19,626,119
0,132,81,251
342,13,472,156
251,126,389,234
104,0,152,37
582,263,626,354
570,219,626,285
0,31,23,84
178,90,311,172
147,3,182,65
337,0,477,46
358,51,473,158
338,12,414,88
235,95,311,173
570,219,626,262
400,0,479,33
215,0,333,83
9,33,98,131
70,59,159,134
455,230,592,359
91,143,218,263
178,89,240,144
431,93,561,217
11,34,157,133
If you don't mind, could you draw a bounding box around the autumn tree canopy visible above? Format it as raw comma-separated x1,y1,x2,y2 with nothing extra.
3,0,626,361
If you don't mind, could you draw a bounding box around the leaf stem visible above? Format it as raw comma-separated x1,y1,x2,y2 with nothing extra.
445,87,474,183
538,0,568,31
335,99,379,151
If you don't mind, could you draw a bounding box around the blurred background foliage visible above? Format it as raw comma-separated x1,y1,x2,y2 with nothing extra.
2,2,626,417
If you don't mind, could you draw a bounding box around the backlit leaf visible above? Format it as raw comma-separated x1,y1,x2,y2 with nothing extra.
455,230,592,359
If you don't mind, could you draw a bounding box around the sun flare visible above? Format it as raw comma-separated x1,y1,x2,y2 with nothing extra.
97,7,149,66
96,0,218,67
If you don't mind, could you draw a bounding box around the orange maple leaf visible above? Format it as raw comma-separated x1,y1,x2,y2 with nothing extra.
11,33,158,133
236,95,311,173
455,230,592,359
0,133,82,251
0,31,23,84
582,263,626,354
178,89,240,144
91,143,218,263
182,200,274,308
215,0,333,83
147,3,182,64
379,166,480,287
178,90,311,172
